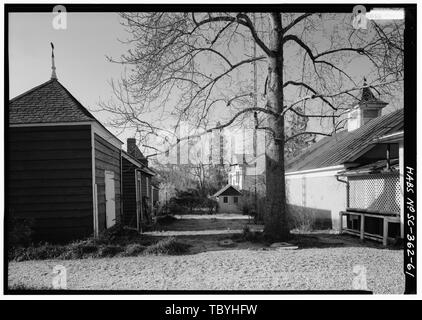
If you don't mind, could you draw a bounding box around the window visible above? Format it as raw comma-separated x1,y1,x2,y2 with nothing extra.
223,197,228,203
236,171,240,185
234,197,238,204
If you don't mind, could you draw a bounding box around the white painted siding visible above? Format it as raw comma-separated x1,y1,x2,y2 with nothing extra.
286,171,347,229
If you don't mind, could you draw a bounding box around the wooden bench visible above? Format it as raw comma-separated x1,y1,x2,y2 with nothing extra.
339,210,400,246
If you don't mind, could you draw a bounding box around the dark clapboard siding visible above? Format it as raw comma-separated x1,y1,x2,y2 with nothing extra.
140,170,153,223
122,157,137,228
94,133,122,232
8,125,93,243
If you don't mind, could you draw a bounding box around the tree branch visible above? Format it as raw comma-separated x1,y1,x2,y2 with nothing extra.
282,13,313,34
195,13,273,56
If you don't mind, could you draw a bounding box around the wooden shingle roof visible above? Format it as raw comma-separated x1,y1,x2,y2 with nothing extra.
9,79,96,124
286,109,403,172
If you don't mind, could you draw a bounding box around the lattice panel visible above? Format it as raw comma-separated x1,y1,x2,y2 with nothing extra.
348,173,401,213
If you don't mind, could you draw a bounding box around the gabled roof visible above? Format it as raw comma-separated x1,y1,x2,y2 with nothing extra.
359,86,387,105
286,109,403,172
122,150,155,176
9,79,97,124
212,184,242,197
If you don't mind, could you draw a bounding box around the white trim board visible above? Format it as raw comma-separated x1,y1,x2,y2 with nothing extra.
285,165,345,178
92,122,123,149
122,151,143,168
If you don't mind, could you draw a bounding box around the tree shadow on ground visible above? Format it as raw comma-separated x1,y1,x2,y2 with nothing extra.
289,232,403,250
145,215,402,255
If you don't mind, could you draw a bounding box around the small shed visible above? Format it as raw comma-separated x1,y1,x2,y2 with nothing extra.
212,184,242,213
8,74,123,242
121,138,156,231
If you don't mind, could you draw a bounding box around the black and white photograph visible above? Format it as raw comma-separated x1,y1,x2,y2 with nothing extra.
2,2,417,298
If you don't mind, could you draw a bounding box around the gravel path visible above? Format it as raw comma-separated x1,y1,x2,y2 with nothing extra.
8,247,404,293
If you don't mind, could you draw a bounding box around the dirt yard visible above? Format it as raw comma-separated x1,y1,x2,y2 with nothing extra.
8,214,405,293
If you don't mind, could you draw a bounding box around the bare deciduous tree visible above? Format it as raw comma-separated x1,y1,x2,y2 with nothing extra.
100,12,403,240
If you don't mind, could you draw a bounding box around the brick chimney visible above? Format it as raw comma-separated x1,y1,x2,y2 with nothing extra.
347,80,388,132
127,138,148,167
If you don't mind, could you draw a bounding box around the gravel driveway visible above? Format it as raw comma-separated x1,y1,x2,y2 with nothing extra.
8,247,404,293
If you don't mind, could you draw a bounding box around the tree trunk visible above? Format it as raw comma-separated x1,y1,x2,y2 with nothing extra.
264,13,290,241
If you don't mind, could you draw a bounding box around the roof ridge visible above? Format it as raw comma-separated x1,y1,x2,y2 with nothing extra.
9,79,55,103
53,80,96,121
212,184,241,197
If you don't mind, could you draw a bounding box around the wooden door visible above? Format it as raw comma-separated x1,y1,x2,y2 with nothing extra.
105,170,116,228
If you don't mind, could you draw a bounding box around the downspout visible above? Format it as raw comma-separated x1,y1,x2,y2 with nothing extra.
386,144,391,171
336,174,350,208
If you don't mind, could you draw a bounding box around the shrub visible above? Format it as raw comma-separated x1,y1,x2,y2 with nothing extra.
203,197,219,214
122,243,146,257
144,237,190,255
97,224,140,245
242,202,251,215
166,201,185,215
59,239,98,260
96,245,124,258
10,244,65,262
156,215,178,226
168,189,218,215
287,205,316,232
8,216,34,247
97,224,125,243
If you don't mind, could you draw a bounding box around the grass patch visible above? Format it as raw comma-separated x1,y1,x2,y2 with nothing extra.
143,237,190,255
9,235,190,261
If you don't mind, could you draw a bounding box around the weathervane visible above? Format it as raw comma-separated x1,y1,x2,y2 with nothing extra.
50,42,57,80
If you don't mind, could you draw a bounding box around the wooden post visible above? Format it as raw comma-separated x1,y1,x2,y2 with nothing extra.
339,212,343,234
360,214,365,240
383,218,388,246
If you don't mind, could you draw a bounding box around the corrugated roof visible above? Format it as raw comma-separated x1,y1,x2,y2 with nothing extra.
286,109,403,172
9,79,96,124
